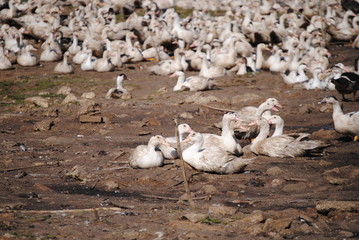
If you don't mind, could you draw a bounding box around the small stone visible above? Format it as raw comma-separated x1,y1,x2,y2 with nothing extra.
266,167,283,176
271,178,285,187
65,165,88,181
239,210,266,224
57,86,71,95
79,115,103,123
263,218,292,232
208,204,238,216
62,93,78,104
182,213,208,223
78,99,101,115
298,104,314,114
24,96,49,108
33,119,55,131
316,201,359,214
104,179,119,191
196,185,221,195
179,111,194,119
81,92,96,99
311,129,341,140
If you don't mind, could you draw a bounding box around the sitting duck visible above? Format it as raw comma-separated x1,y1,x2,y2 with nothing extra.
182,132,254,174
319,96,359,141
54,51,74,74
249,117,329,158
129,135,170,169
171,71,216,92
105,73,131,100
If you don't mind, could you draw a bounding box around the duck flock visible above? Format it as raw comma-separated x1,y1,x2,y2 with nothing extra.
1,0,359,173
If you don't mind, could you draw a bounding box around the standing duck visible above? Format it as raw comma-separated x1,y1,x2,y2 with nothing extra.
330,66,359,101
319,96,359,141
129,135,169,169
182,132,253,174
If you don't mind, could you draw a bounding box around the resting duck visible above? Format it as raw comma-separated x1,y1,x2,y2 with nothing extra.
105,73,131,99
0,47,13,70
320,96,359,141
165,123,194,151
129,135,169,168
94,50,115,72
249,117,328,158
80,49,97,71
202,112,243,156
281,63,309,85
302,67,325,90
54,51,74,74
182,132,253,174
330,66,359,101
147,48,183,75
171,71,216,92
268,115,310,140
16,44,38,67
40,41,63,62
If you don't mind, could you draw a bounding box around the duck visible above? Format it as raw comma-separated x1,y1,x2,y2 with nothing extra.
147,48,183,75
249,117,328,158
72,41,89,65
94,50,115,72
16,44,38,67
67,33,81,56
268,115,310,140
171,71,216,92
281,63,309,85
182,132,253,174
54,51,74,74
0,47,13,70
129,135,169,168
330,66,359,101
105,73,131,99
39,40,63,62
202,112,243,156
80,49,97,71
198,51,227,78
165,123,194,150
302,67,325,90
319,96,359,141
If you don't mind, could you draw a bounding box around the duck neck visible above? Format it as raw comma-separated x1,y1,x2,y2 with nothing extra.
183,137,203,163
272,121,284,137
331,101,344,118
252,121,270,146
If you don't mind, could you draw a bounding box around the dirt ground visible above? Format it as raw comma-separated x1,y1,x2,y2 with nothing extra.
0,43,358,240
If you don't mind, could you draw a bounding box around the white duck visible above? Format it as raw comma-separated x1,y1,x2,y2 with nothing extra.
16,44,38,67
171,71,216,92
302,67,324,90
147,48,183,75
268,115,310,140
281,63,309,85
0,47,13,70
54,51,74,74
202,112,243,156
105,73,131,99
129,135,169,168
165,123,194,149
319,96,359,141
182,132,253,174
249,117,328,158
94,50,115,72
80,49,97,71
199,52,227,78
40,40,63,62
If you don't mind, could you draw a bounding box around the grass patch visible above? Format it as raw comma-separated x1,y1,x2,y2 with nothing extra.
199,217,222,225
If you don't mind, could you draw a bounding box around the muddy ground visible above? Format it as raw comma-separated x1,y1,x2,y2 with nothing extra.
0,43,358,240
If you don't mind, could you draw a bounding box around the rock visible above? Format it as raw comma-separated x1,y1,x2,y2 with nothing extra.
179,111,194,119
324,175,350,185
271,178,285,187
311,129,341,140
78,99,101,115
65,165,89,181
104,179,119,191
266,167,283,176
62,93,78,104
42,108,59,117
33,119,55,131
182,212,208,223
81,92,96,99
263,218,292,232
57,86,71,95
338,230,354,238
298,104,314,114
157,86,168,94
239,210,266,224
33,183,54,192
24,96,49,108
44,136,75,146
208,204,238,216
121,92,132,100
282,182,307,193
231,93,262,105
79,115,103,123
316,201,359,214
196,185,221,195
184,92,221,105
